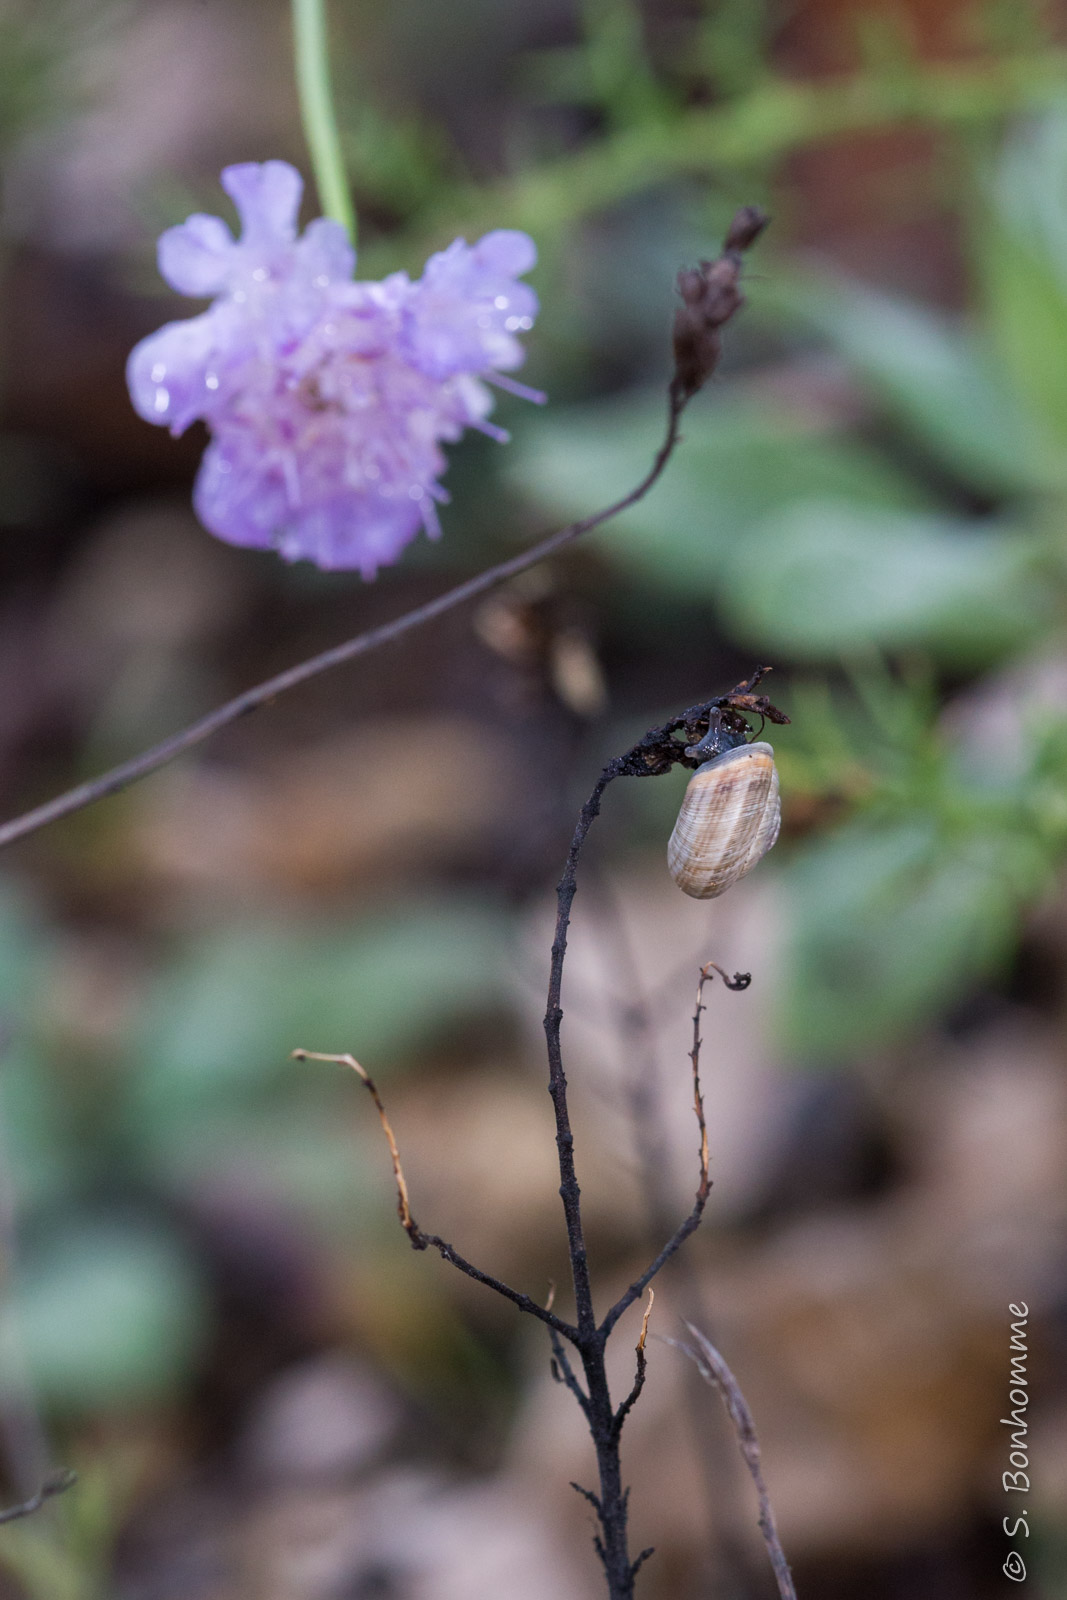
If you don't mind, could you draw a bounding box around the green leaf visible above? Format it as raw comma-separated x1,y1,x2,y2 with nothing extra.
977,224,1067,459
778,818,1047,1061
771,274,1048,494
976,109,1067,455
508,391,925,596
719,503,1047,665
14,1218,208,1410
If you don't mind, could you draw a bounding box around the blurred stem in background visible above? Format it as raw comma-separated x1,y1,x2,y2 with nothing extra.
0,1085,50,1505
292,0,356,241
369,38,1067,270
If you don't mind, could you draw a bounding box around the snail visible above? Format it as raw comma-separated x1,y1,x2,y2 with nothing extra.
667,710,780,899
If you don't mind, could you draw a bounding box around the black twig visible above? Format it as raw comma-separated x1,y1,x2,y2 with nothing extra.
571,1480,604,1515
666,1325,797,1600
631,1547,656,1579
551,1329,592,1417
291,1050,575,1338
612,1289,653,1438
0,1469,77,1525
415,1229,576,1334
612,1370,644,1442
538,749,676,1596
540,734,767,1595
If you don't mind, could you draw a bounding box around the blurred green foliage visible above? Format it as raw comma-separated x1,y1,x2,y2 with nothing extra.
15,1218,207,1410
510,87,1067,1060
350,0,1067,273
0,1,78,152
0,891,510,1455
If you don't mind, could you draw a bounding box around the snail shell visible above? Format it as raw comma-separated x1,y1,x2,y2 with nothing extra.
667,742,780,899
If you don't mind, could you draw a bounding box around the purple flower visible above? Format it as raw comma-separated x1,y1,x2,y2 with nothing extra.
127,162,542,575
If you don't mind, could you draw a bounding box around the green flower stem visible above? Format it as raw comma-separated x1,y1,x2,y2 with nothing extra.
292,0,356,241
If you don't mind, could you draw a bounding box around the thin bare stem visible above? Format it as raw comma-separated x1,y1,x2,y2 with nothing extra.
631,1547,655,1579
293,1051,414,1229
599,961,723,1341
539,754,649,1597
0,1469,76,1525
292,1049,576,1339
544,768,614,1341
613,1289,654,1437
536,682,777,1598
666,1324,797,1600
638,1288,654,1352
0,395,683,853
0,206,772,857
594,929,767,1600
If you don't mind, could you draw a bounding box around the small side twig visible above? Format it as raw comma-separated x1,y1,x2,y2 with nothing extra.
0,1469,77,1525
631,1547,656,1579
638,1288,654,1352
551,1327,592,1417
613,1289,655,1438
292,1049,414,1229
666,1324,797,1600
599,960,732,1340
691,968,712,1198
291,1050,576,1339
571,1480,604,1516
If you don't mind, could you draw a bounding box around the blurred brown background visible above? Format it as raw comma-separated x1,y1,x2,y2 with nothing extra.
0,1,1064,1597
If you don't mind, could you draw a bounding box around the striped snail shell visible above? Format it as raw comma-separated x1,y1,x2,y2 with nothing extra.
667,718,780,900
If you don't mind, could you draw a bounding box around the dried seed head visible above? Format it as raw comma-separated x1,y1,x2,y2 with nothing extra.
723,205,771,255
670,207,770,401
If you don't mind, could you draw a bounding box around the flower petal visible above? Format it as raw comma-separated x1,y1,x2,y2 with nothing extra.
403,235,539,379
221,160,303,250
472,229,537,276
157,213,235,295
126,314,220,434
193,438,289,549
295,217,356,286
278,495,423,575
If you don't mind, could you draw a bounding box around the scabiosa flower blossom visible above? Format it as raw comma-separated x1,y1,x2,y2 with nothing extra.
127,161,542,575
